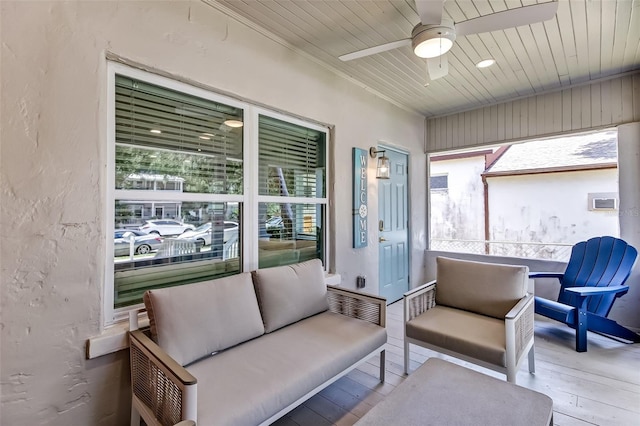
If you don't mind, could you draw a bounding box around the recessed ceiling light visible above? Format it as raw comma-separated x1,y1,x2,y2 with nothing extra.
199,135,211,140
149,129,162,134
202,133,214,137
476,59,496,68
223,119,244,128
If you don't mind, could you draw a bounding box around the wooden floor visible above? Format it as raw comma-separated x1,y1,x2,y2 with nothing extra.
273,301,640,426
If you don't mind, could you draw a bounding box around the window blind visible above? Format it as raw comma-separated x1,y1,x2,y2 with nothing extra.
258,115,326,198
115,75,242,157
115,75,243,195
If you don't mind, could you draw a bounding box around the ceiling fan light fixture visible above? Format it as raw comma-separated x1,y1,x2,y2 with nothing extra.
412,23,456,59
223,119,244,128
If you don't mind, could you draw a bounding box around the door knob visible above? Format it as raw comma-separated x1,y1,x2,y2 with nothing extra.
379,237,387,242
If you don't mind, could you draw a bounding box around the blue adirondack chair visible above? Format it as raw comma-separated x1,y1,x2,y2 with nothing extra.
531,236,640,352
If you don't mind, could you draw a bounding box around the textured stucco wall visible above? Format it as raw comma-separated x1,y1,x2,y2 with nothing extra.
0,1,425,424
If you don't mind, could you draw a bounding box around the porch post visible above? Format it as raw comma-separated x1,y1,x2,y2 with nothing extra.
616,122,640,330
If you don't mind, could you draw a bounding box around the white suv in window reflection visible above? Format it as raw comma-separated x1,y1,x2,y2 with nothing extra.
176,221,239,246
138,219,195,236
265,216,283,235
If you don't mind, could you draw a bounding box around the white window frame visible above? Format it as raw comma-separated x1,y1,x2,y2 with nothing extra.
429,173,448,191
105,62,330,325
250,107,330,271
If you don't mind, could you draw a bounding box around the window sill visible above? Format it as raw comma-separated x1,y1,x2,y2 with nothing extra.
86,315,150,359
87,272,342,359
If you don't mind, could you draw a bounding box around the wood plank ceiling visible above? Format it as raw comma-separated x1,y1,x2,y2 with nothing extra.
204,0,640,118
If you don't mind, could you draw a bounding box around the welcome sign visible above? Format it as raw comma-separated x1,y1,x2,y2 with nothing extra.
352,148,368,248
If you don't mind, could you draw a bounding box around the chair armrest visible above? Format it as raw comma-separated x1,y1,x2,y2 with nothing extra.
505,293,535,363
564,285,629,297
403,280,437,322
403,279,437,298
505,293,534,320
529,272,564,279
327,285,387,327
129,329,197,425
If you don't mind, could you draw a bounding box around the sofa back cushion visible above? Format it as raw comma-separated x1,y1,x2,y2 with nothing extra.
144,272,265,366
252,259,329,333
435,257,528,319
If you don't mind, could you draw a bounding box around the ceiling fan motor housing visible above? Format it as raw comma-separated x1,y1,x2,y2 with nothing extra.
411,20,456,59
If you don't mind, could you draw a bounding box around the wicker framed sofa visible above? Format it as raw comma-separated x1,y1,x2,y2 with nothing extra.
129,259,387,426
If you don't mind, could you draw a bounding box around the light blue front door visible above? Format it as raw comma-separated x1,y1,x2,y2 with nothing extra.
378,148,409,304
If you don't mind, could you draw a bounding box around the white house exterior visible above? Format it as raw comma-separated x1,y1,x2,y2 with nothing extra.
430,131,619,260
118,173,186,224
429,151,490,242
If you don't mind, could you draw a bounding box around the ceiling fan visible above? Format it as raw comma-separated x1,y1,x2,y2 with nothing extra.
339,0,559,82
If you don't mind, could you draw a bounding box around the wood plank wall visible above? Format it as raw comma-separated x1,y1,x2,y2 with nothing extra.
426,73,640,152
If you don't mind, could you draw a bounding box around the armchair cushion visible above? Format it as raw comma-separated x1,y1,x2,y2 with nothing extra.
406,305,507,366
143,272,265,366
435,257,529,319
252,259,329,333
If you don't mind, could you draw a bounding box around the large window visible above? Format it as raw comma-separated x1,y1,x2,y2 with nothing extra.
429,130,619,261
106,64,328,323
257,115,326,269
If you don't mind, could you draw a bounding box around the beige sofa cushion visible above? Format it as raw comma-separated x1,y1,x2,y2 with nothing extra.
187,311,387,425
435,257,528,319
143,272,265,366
252,259,329,333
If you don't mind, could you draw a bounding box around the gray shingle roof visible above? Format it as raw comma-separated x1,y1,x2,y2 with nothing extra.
487,130,618,173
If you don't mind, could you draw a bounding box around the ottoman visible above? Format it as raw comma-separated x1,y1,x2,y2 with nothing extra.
356,358,553,426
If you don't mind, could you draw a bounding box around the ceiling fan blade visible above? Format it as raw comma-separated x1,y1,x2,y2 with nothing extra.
426,54,448,81
456,1,559,37
415,0,444,25
339,39,412,61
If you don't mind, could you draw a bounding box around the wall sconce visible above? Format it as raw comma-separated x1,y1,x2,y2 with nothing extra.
370,147,390,179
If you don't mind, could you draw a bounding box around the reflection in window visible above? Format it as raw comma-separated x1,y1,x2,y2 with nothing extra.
115,75,243,195
108,68,329,319
258,115,326,199
113,201,241,308
259,203,324,269
256,115,327,270
112,74,243,308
